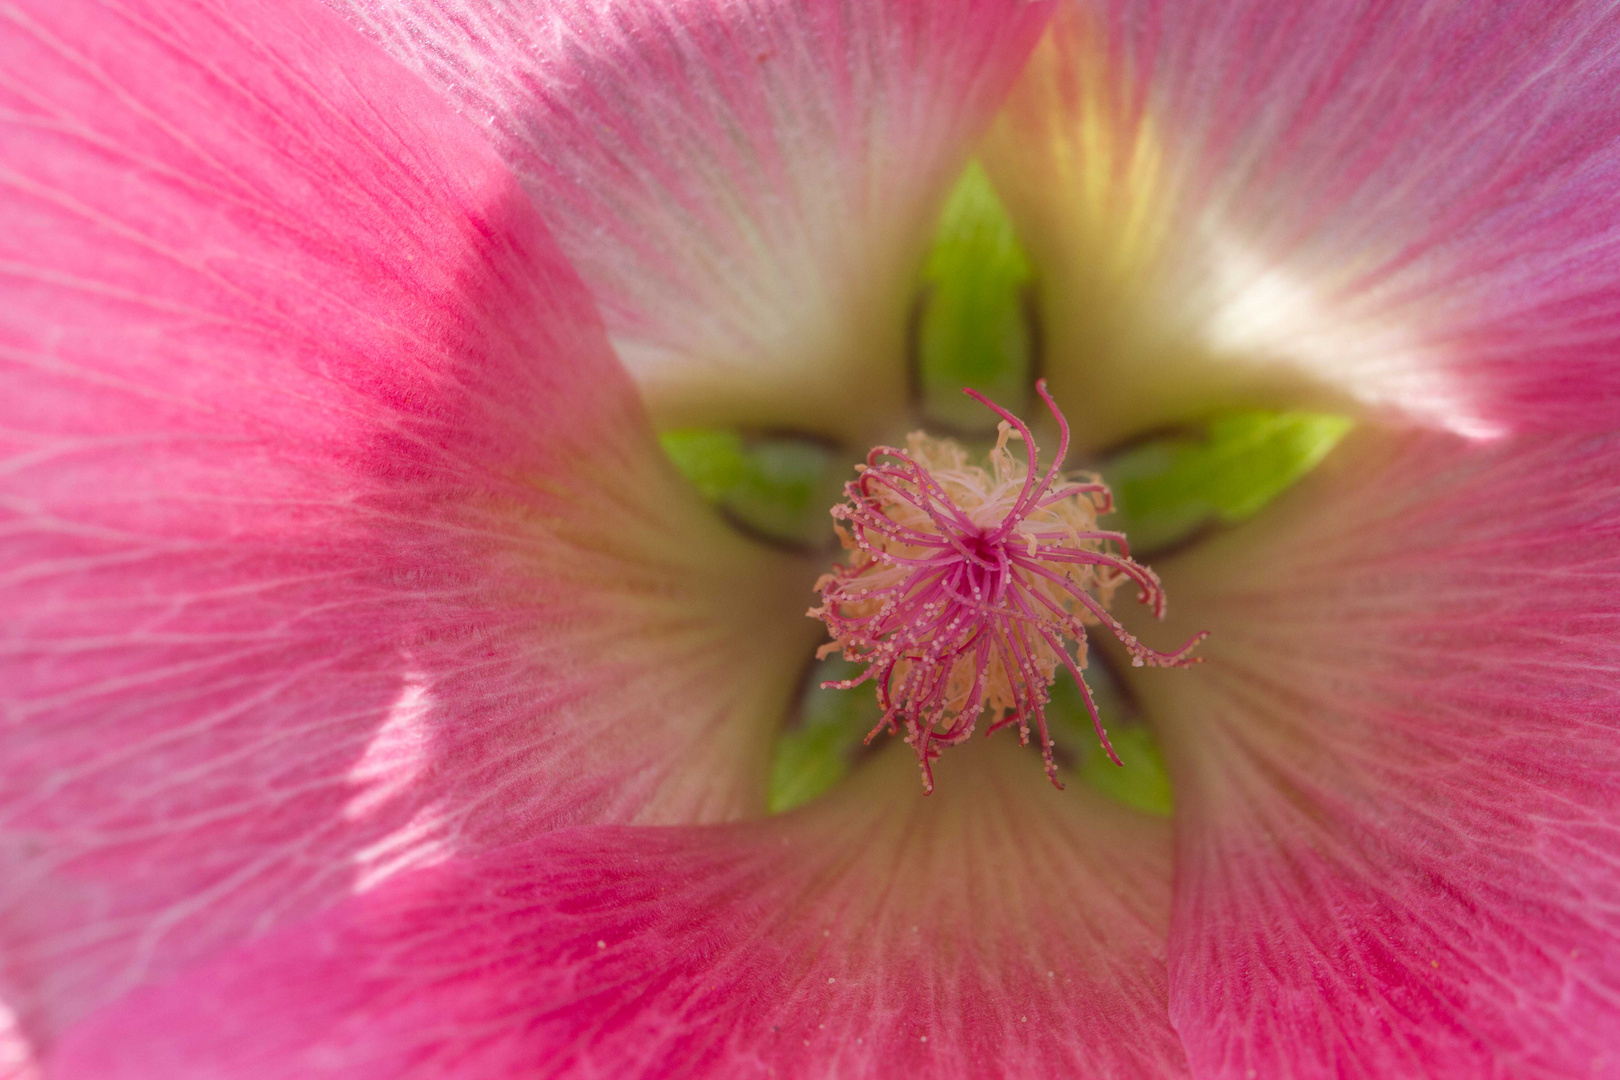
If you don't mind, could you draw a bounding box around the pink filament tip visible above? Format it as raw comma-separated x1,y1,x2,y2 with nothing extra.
809,380,1206,792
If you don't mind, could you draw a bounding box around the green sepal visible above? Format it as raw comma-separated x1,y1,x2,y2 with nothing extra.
659,429,845,547
766,658,877,814
1074,725,1174,817
1045,663,1174,817
1104,411,1353,553
915,161,1035,430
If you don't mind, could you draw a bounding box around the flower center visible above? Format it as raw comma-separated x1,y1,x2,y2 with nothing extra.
810,380,1205,792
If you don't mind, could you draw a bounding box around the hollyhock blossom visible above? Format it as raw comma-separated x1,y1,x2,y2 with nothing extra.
4,3,1620,1080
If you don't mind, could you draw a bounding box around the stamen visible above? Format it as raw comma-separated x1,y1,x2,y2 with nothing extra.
808,380,1207,792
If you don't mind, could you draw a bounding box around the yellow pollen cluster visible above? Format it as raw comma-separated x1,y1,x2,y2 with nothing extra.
810,382,1204,791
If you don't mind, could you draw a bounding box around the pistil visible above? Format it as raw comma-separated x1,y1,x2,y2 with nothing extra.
809,380,1205,792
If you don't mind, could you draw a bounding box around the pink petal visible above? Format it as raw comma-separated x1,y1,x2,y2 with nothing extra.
0,0,815,1052
1138,431,1620,1077
985,2,1620,445
52,742,1189,1079
326,0,1051,440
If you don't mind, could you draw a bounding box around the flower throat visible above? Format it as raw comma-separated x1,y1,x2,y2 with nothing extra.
810,380,1205,792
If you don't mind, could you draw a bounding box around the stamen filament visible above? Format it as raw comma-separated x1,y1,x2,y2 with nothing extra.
810,381,1205,791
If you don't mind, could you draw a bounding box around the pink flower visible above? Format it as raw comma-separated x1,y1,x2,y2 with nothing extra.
3,1,1618,1079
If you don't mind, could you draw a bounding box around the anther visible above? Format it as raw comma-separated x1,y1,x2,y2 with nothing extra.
808,380,1206,791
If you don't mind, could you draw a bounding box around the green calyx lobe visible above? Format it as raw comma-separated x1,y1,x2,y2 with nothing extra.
913,161,1036,432
1102,411,1354,554
658,429,843,548
767,658,873,815
766,657,1175,817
